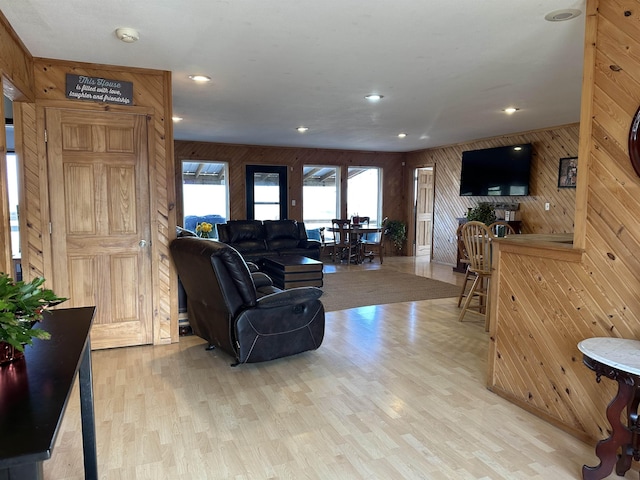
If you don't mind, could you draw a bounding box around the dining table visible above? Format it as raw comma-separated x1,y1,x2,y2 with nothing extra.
326,223,383,264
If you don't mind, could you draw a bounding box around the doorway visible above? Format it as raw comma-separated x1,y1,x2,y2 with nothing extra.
414,167,434,257
3,96,20,279
246,165,288,220
46,108,153,349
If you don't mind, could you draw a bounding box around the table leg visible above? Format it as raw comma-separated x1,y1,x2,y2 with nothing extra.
0,462,43,480
79,338,98,480
583,377,634,480
615,384,640,476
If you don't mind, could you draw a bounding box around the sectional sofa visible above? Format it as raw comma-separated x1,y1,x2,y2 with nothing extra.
215,219,321,263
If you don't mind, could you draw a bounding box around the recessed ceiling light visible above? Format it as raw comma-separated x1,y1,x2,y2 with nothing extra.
504,107,519,114
189,75,211,82
115,27,139,43
296,126,309,133
172,116,183,122
398,133,407,138
365,94,383,101
513,146,522,151
544,9,581,22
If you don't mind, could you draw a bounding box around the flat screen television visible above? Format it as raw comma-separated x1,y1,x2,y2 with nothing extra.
459,144,532,196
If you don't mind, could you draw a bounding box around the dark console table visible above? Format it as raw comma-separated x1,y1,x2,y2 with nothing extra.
0,306,97,480
578,337,640,480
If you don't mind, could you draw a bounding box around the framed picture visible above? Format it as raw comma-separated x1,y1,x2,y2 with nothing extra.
558,157,578,188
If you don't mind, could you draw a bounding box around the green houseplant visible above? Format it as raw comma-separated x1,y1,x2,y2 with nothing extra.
466,203,497,225
384,220,407,252
0,274,67,357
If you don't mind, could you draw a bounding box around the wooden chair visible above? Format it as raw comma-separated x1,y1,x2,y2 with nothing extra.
488,221,516,237
331,219,355,263
361,217,385,264
456,223,474,307
317,227,329,258
458,221,493,330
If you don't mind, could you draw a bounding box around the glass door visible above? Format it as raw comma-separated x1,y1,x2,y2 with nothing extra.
246,165,288,220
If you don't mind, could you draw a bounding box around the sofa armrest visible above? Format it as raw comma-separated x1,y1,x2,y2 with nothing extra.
251,271,273,289
297,239,321,249
256,287,323,308
246,262,260,273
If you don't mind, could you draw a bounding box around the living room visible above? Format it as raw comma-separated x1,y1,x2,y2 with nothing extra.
2,0,640,478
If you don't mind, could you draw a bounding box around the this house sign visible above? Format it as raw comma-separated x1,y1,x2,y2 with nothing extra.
66,74,133,105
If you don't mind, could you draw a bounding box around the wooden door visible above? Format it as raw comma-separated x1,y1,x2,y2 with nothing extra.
46,108,152,349
415,167,434,257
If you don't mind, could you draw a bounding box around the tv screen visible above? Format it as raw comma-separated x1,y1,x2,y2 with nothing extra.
459,144,532,196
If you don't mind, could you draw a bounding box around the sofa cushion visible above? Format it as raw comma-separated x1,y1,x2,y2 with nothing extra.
264,220,300,250
233,240,267,253
228,220,265,243
264,220,299,240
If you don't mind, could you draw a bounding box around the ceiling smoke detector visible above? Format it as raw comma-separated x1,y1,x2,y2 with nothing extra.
115,27,140,43
544,9,582,22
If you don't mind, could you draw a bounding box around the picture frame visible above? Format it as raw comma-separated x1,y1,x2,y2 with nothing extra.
558,156,578,188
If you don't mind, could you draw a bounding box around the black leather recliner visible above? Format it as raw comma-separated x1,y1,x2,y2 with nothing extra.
170,237,325,365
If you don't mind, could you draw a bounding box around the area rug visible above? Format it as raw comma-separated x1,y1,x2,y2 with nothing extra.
320,270,460,312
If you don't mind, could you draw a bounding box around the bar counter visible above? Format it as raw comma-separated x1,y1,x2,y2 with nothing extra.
486,231,594,442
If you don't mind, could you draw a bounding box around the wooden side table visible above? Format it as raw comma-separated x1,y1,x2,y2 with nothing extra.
578,337,640,480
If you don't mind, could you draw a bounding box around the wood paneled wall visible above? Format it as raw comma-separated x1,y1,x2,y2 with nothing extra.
22,59,177,344
174,141,407,241
488,0,640,443
405,124,579,265
0,23,179,345
0,10,33,102
0,11,34,277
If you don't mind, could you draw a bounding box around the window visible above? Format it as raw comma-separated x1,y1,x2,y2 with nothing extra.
347,167,382,225
303,166,340,233
181,160,229,237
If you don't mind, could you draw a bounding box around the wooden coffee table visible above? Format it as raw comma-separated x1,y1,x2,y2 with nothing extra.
261,255,323,289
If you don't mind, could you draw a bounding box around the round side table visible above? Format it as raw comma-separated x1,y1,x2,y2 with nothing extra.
578,337,640,480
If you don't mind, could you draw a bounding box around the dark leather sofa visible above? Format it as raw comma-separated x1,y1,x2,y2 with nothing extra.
216,219,320,263
170,237,325,364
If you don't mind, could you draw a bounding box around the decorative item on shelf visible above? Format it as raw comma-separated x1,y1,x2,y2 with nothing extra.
384,220,407,252
352,214,360,225
196,221,213,238
0,274,67,364
466,203,497,225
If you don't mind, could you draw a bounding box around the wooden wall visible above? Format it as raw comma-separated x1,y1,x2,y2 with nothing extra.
0,10,178,346
488,0,640,443
405,124,579,265
0,11,33,277
22,59,177,344
174,141,407,244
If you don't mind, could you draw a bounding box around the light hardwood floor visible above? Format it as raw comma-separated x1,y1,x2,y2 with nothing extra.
45,257,635,479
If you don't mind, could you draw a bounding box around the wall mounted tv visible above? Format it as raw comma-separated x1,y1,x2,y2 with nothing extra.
459,143,532,196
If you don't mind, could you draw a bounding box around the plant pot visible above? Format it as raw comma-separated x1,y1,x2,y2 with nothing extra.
0,341,25,365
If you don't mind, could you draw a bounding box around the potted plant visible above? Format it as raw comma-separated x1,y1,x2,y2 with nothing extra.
0,274,67,363
466,203,497,225
384,220,407,252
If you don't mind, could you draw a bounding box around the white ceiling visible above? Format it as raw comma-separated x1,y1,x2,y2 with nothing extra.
1,0,586,152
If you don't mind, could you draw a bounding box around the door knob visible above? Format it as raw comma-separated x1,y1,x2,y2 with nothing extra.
139,240,148,248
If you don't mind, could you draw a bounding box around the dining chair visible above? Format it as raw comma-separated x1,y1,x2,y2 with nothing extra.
456,223,474,307
361,217,385,263
458,221,493,331
331,219,355,263
488,221,516,237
